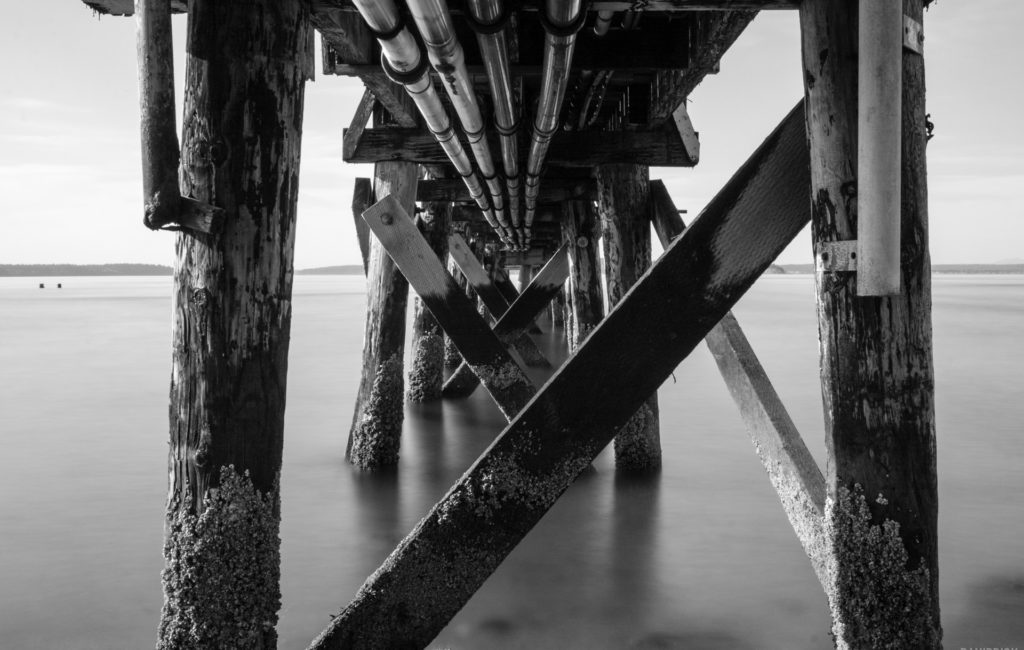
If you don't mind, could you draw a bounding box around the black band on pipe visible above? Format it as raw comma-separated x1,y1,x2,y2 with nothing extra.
463,4,511,35
538,5,588,38
380,51,429,86
494,115,521,137
366,15,406,42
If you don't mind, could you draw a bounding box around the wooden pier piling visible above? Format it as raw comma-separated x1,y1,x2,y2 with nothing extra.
407,202,450,403
597,164,661,472
800,0,940,645
346,161,417,470
157,0,311,646
562,199,604,351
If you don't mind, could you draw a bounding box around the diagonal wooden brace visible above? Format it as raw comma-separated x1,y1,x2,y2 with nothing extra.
650,179,828,586
310,101,812,649
448,235,553,369
361,197,535,421
443,246,570,401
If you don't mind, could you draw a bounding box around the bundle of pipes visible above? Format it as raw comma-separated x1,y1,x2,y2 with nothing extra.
351,0,585,251
523,0,585,248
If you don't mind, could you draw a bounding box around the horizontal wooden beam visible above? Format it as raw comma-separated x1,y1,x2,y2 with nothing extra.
345,123,697,167
362,196,535,420
310,100,811,649
649,178,828,586
417,178,595,204
83,1,796,18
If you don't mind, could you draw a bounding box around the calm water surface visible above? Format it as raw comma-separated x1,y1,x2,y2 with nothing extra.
0,274,1021,649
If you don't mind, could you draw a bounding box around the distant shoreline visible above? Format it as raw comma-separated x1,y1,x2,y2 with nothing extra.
2,263,1021,277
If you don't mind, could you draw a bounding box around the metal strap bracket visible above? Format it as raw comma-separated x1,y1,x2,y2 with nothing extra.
903,15,923,54
816,240,858,273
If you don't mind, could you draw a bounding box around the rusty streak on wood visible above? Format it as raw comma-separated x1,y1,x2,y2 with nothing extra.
650,177,827,585
444,246,569,400
351,177,373,276
344,124,699,167
362,196,536,421
310,102,811,649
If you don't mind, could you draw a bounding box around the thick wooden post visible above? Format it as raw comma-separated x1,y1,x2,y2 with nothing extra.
346,162,418,470
351,177,373,275
562,199,604,351
158,1,311,648
407,202,450,402
516,265,543,334
597,164,661,472
800,0,941,646
444,258,468,370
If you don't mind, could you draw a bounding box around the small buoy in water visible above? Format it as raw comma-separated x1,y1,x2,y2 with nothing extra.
39,283,45,289
57,283,62,289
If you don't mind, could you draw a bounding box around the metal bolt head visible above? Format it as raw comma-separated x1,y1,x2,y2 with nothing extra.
576,236,589,248
380,213,394,225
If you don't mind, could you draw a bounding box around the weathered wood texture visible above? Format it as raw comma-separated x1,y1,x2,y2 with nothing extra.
562,200,604,351
135,0,222,233
443,247,570,401
159,1,311,648
407,203,451,403
309,103,811,649
346,162,417,470
351,177,372,275
651,179,827,584
648,12,757,125
362,197,535,421
443,257,468,370
345,125,700,167
88,1,797,17
342,89,374,162
597,164,661,472
447,234,551,369
800,0,940,646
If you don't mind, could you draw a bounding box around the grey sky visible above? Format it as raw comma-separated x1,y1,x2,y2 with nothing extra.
1,1,1021,267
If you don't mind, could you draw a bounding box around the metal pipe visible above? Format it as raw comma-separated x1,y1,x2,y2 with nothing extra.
405,0,512,244
857,0,902,295
350,0,501,234
523,0,585,246
593,10,614,36
466,0,522,248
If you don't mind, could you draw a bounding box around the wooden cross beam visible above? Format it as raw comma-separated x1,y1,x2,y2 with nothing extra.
447,234,554,369
309,101,811,649
361,197,535,421
443,246,570,399
650,178,828,585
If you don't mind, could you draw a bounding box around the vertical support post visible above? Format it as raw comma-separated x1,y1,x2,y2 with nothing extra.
158,0,311,647
857,0,903,295
136,0,180,229
800,0,940,646
562,199,604,351
444,257,468,370
351,177,373,276
597,164,661,472
516,265,543,333
346,161,418,470
407,202,451,402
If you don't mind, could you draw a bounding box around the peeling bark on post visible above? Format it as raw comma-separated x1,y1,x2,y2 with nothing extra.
800,0,941,645
562,200,604,351
597,164,661,472
158,1,311,648
346,162,418,470
408,202,450,402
